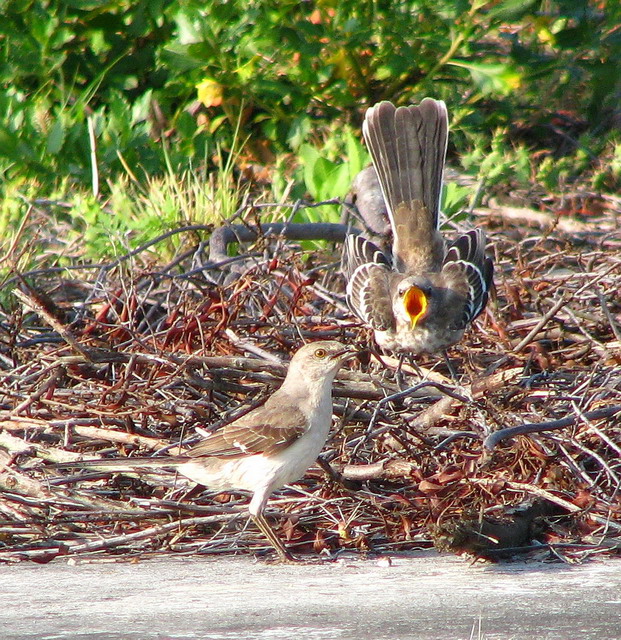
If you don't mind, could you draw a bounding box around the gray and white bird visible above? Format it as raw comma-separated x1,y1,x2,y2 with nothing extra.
342,99,493,355
56,341,357,561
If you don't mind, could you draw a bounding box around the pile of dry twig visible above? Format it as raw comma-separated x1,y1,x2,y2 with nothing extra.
1,197,620,564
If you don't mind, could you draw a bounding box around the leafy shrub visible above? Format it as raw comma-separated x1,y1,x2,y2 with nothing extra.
0,0,619,206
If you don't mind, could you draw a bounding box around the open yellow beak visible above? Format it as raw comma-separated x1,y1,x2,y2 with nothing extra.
403,286,428,327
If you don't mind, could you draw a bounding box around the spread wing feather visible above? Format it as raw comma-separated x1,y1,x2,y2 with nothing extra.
343,235,395,331
443,229,494,328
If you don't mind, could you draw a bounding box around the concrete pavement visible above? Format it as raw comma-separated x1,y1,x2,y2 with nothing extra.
1,552,620,639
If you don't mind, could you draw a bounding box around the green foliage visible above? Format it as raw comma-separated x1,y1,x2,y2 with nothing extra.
0,0,619,263
593,142,621,191
73,162,247,260
2,0,620,188
442,183,472,223
0,0,210,185
297,127,368,223
461,129,532,200
0,169,245,276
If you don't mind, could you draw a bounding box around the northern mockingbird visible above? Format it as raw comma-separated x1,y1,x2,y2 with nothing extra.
57,341,357,561
342,99,494,354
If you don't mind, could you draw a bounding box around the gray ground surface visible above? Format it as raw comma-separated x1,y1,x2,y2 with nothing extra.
1,552,620,640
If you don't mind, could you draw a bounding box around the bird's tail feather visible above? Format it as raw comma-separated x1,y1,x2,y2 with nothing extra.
53,457,186,472
363,99,448,237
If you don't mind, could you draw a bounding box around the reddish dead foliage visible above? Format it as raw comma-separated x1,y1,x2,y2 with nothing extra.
0,200,620,564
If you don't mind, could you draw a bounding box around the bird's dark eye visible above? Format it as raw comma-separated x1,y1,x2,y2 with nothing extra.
314,348,327,358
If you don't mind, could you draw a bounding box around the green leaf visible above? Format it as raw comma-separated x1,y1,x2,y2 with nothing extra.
318,162,351,200
287,116,311,151
310,156,338,199
344,129,369,177
448,61,522,96
488,0,539,20
441,182,471,218
298,144,321,199
46,118,65,155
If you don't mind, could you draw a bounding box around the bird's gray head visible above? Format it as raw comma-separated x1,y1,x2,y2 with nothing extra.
395,276,433,328
286,340,358,384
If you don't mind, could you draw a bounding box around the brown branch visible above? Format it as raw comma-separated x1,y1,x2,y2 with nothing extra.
0,451,128,511
511,294,570,353
0,419,176,453
0,514,241,563
484,405,621,450
12,288,92,360
209,221,359,263
65,513,241,555
338,459,416,481
31,351,388,401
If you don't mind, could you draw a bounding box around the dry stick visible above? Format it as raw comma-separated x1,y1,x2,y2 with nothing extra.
470,367,524,399
0,430,85,464
65,513,241,555
368,381,469,432
189,355,385,401
208,220,357,263
511,293,570,354
563,306,610,355
511,261,620,354
25,351,385,401
434,429,480,452
349,382,470,457
0,418,174,452
0,452,129,511
338,459,417,481
573,401,621,458
483,405,621,450
479,204,593,234
12,366,65,415
6,223,215,286
553,438,597,488
596,288,621,343
224,328,283,363
72,425,175,452
559,431,621,488
472,478,582,513
2,514,241,561
12,288,92,361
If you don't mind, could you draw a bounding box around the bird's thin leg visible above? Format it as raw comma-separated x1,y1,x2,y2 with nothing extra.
395,352,408,390
251,512,296,562
442,350,459,382
405,354,426,379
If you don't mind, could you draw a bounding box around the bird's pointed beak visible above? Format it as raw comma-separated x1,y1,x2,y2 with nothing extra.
403,286,428,327
332,346,359,362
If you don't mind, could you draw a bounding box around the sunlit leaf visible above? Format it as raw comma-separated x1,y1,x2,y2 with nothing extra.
449,61,522,96
196,78,223,107
488,0,538,20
